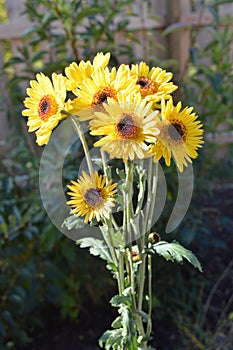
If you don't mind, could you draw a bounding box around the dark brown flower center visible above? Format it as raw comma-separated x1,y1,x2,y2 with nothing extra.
92,87,117,107
136,76,158,97
116,114,138,139
167,121,186,142
38,94,58,121
84,187,102,206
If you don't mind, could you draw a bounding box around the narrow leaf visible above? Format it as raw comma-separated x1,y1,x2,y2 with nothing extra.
163,22,192,36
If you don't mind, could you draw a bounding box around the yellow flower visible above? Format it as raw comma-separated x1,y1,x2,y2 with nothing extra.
70,64,138,120
130,62,177,102
67,171,117,223
90,94,160,162
22,73,69,146
150,98,204,172
65,52,111,91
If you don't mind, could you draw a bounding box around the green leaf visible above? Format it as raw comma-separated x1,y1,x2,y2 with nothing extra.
99,225,125,248
111,316,122,329
163,22,192,36
75,7,102,24
111,230,125,248
110,294,131,308
117,19,129,31
76,237,113,262
99,328,124,349
153,241,202,272
116,168,126,180
62,215,85,230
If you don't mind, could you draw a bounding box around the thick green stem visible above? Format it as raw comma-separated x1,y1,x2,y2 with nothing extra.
71,116,94,175
100,150,109,180
118,252,125,295
143,157,153,235
146,254,152,338
137,252,146,311
124,161,134,243
135,160,146,218
127,249,136,309
147,161,159,233
101,151,119,231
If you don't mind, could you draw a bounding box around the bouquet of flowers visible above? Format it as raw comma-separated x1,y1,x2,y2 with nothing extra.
22,52,204,349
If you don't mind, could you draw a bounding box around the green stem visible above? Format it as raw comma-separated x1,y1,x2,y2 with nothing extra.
137,253,146,312
104,219,118,263
137,157,153,314
143,157,153,235
100,150,109,180
101,151,119,231
128,249,137,309
71,116,94,175
147,161,159,233
146,254,152,338
118,252,125,295
124,161,134,243
123,161,147,342
135,160,146,217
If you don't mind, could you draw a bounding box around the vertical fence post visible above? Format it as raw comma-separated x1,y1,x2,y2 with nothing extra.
166,0,191,78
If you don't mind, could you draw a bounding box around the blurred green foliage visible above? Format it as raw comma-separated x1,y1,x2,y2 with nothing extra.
181,0,233,186
0,135,112,348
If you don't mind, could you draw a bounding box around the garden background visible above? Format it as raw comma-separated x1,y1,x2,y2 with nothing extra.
0,0,233,349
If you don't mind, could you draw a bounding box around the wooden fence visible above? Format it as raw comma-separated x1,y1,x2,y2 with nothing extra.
0,0,233,149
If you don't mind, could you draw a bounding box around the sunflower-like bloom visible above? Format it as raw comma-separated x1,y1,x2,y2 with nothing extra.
149,98,204,172
65,52,111,91
70,64,138,120
90,94,160,162
67,171,117,223
22,73,70,146
130,62,177,103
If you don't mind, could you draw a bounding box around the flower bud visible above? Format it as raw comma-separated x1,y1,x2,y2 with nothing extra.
149,232,161,244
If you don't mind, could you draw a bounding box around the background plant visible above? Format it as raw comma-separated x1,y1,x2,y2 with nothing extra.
181,0,233,185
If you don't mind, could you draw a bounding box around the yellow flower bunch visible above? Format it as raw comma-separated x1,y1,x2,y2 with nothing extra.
22,52,204,222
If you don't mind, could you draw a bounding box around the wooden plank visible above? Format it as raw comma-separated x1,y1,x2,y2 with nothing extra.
181,13,213,26
205,131,233,145
0,16,165,40
0,21,31,39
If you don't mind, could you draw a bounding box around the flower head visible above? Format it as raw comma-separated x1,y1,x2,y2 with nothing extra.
150,98,204,172
70,64,137,120
67,171,117,223
130,62,177,103
65,52,111,91
22,73,69,146
90,93,160,162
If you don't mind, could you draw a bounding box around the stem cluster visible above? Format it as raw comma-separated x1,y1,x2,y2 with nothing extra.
71,116,158,349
